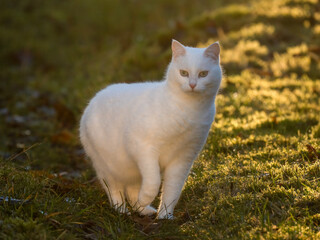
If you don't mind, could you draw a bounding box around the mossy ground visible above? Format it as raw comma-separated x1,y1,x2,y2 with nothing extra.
1,0,319,239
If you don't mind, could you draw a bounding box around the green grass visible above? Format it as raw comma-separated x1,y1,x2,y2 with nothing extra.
1,0,320,239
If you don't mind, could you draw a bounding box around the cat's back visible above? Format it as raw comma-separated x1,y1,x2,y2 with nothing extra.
93,81,162,105
82,81,164,128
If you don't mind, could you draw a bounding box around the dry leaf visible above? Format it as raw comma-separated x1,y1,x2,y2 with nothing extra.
131,215,162,234
306,144,320,162
53,101,76,128
51,129,74,145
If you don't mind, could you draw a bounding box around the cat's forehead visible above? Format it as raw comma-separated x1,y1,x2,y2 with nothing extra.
185,46,205,57
177,46,211,69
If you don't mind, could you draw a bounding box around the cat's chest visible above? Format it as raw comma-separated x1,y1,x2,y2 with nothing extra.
155,102,214,167
157,122,210,170
158,111,210,150
159,102,214,137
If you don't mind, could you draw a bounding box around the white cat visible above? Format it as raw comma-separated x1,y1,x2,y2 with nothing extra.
80,40,222,219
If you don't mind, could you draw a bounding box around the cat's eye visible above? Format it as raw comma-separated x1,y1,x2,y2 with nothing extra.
198,71,209,78
180,70,189,77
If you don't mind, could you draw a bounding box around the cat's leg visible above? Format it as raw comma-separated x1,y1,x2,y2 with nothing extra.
82,139,128,212
157,160,193,219
135,153,161,208
99,177,127,214
126,184,157,216
109,188,127,213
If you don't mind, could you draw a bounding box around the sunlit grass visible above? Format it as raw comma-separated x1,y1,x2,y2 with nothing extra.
1,0,319,238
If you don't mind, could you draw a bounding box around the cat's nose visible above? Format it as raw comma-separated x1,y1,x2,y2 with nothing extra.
189,82,196,89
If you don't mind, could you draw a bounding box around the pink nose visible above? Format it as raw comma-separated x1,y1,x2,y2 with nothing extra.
189,83,196,89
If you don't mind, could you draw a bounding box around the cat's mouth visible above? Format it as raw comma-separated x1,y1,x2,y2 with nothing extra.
189,86,203,93
188,89,202,94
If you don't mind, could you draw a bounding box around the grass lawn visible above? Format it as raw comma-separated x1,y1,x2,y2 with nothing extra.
1,0,320,239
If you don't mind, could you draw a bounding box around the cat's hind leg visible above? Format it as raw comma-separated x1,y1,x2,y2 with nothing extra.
99,177,128,214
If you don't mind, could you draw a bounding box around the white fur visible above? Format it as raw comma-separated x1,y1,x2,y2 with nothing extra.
80,40,222,219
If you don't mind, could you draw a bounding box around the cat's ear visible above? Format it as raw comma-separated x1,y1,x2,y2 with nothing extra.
204,42,220,61
172,39,186,59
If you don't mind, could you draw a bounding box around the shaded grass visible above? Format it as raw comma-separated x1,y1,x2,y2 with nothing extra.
1,0,320,239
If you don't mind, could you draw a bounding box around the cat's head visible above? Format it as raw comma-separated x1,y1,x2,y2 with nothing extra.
167,40,222,96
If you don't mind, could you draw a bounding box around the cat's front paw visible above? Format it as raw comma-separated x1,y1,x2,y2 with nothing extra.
138,192,155,207
139,205,157,216
157,212,174,220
